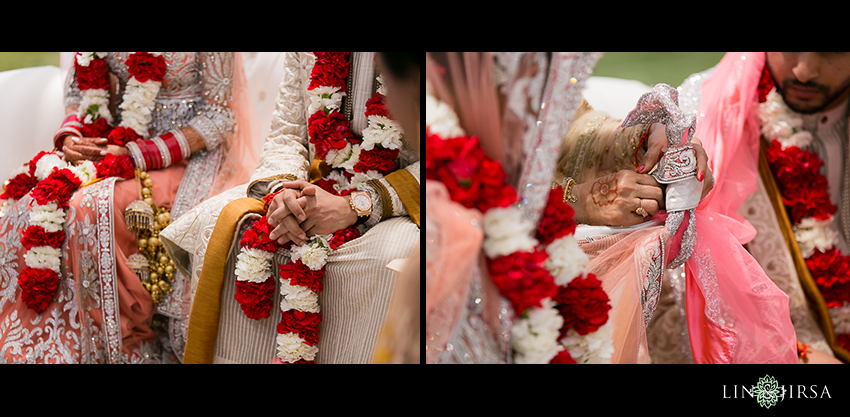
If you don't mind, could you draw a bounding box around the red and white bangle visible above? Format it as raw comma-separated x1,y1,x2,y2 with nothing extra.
125,129,191,172
53,113,83,150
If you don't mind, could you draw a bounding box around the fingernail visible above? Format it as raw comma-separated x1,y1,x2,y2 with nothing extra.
298,215,305,221
698,172,705,182
637,165,645,172
100,151,107,155
269,233,276,240
71,137,80,142
299,234,306,240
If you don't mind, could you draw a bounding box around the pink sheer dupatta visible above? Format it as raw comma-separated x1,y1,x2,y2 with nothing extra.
583,210,797,363
694,52,765,245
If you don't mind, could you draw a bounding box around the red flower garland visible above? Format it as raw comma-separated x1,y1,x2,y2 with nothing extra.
553,273,611,337
234,53,399,363
426,126,612,363
761,64,850,352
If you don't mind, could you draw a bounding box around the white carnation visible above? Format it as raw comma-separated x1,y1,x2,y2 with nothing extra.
511,299,563,364
376,75,387,96
325,143,352,168
279,282,320,313
426,93,465,138
325,170,352,194
34,153,66,181
29,203,65,233
794,216,839,258
301,244,330,271
559,322,614,364
308,86,344,115
79,89,112,125
349,170,382,189
545,235,589,286
70,160,97,185
275,332,319,362
24,246,62,273
119,80,161,137
481,206,538,258
234,247,275,283
361,115,404,151
338,144,361,172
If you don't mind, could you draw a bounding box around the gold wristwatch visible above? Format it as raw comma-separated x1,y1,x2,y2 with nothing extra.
349,190,372,217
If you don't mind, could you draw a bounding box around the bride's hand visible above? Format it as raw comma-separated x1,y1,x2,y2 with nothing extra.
569,170,665,227
636,124,714,200
62,136,127,163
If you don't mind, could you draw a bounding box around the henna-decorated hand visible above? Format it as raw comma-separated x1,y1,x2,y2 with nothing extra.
569,169,665,227
637,124,714,200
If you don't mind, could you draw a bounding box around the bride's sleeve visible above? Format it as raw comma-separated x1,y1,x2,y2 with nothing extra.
246,52,311,199
187,52,236,152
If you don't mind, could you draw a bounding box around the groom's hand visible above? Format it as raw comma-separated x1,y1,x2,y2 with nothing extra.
278,180,358,240
267,188,309,246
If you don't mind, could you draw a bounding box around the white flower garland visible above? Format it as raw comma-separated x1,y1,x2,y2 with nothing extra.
760,87,849,339
427,88,610,364
235,53,406,363
76,52,164,139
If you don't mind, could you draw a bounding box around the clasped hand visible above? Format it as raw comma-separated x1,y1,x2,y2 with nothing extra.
572,123,714,227
63,136,127,163
265,180,358,246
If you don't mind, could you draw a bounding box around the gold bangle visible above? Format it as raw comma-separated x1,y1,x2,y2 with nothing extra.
561,177,577,203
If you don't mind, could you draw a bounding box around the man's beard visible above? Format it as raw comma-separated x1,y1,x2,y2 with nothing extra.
776,78,850,114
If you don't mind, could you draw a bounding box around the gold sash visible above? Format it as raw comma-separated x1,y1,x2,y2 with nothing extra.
183,196,266,364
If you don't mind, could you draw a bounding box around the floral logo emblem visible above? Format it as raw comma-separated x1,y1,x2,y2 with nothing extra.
752,375,785,409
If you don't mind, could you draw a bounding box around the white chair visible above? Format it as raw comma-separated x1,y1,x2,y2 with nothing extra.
0,65,65,176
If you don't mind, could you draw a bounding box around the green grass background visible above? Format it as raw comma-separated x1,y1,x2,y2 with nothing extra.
0,52,60,72
0,52,728,89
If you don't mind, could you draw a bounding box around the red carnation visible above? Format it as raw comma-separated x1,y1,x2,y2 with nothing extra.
425,133,517,213
554,273,611,337
240,217,279,252
277,309,322,346
487,248,557,315
30,168,82,207
19,267,60,313
21,225,65,250
364,92,388,118
107,126,142,147
757,63,775,104
279,259,325,293
96,154,135,180
308,52,349,91
80,117,112,140
313,178,340,196
328,226,360,250
234,278,276,320
28,151,51,178
74,55,110,90
536,185,577,245
549,349,577,364
838,333,850,352
354,147,399,176
2,172,37,200
125,52,167,83
308,111,355,160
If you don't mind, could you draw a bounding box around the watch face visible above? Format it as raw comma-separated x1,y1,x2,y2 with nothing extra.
354,195,370,210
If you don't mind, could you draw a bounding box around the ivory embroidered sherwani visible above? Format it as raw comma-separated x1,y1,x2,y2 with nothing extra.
160,52,420,363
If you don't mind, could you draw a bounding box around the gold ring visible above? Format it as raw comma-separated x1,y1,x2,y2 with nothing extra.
636,200,648,217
